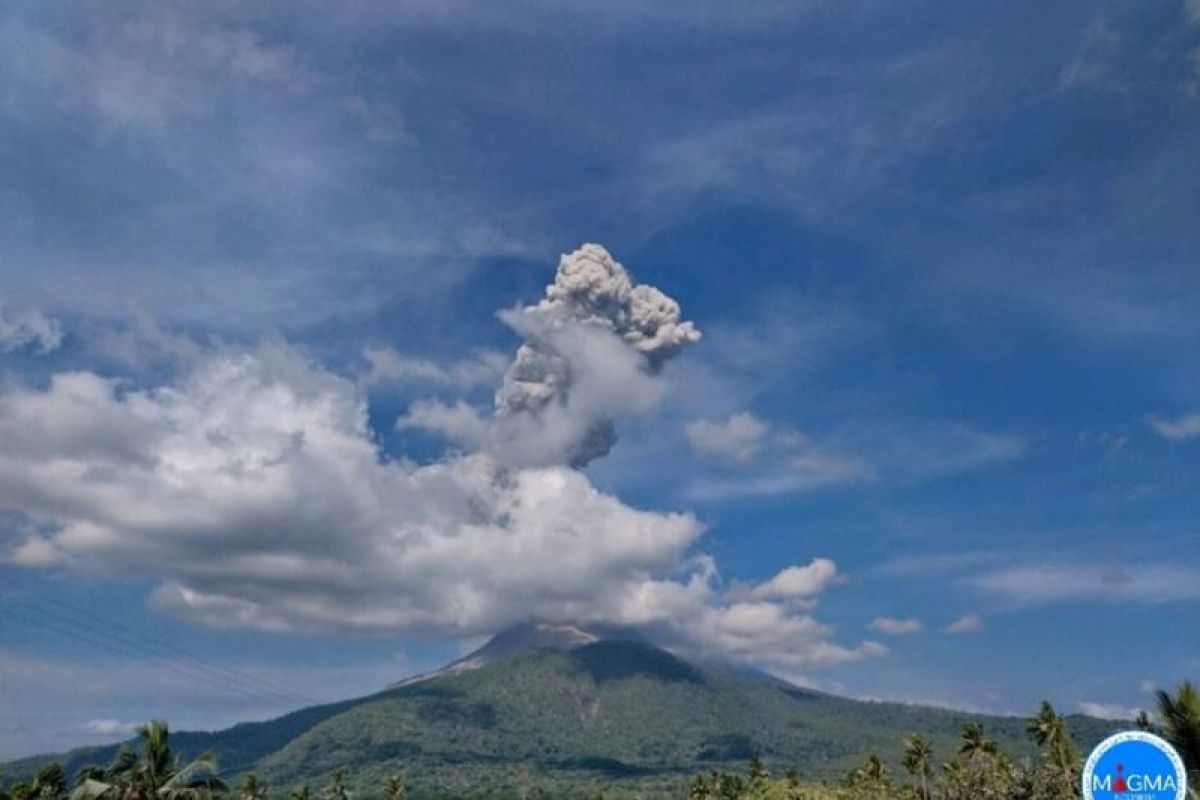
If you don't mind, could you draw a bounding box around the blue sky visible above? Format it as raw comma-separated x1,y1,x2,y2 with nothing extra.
1,0,1199,760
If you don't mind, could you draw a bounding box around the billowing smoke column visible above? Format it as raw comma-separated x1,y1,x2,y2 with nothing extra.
495,244,701,467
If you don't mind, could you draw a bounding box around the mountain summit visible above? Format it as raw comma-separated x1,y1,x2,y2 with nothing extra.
391,620,637,688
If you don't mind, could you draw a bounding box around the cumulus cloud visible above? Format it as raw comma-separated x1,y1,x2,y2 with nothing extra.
869,616,923,635
686,412,769,462
944,614,984,634
402,244,701,467
0,304,63,354
1146,412,1200,440
659,600,887,678
0,347,695,633
0,246,877,677
732,559,841,603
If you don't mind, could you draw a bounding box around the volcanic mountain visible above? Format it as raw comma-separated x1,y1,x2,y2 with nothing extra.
0,622,1117,798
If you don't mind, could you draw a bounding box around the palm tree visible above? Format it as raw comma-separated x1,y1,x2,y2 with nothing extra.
239,775,267,800
381,775,405,800
947,722,1013,800
902,733,934,800
288,786,309,800
1026,701,1080,799
73,721,223,800
322,772,349,800
848,754,890,798
1155,681,1200,777
31,764,67,800
860,754,889,783
688,770,742,800
960,723,998,761
1027,701,1079,773
2,782,29,800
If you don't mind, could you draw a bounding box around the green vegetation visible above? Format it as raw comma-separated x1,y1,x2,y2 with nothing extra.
241,641,1115,796
692,692,1198,800
0,722,227,800
2,641,1194,800
1144,680,1200,793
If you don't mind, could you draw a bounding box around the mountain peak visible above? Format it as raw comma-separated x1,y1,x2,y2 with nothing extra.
391,619,640,689
472,620,600,656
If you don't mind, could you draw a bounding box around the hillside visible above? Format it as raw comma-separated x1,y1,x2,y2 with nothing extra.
0,624,1119,798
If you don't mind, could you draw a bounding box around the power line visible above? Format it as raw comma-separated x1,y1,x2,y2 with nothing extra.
10,591,310,705
4,602,275,702
10,584,316,706
3,595,311,707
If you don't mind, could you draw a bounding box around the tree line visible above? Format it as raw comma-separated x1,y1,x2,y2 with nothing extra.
688,682,1200,800
0,721,406,800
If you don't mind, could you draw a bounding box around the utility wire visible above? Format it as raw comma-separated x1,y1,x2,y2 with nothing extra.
9,584,316,706
4,602,276,702
3,596,309,707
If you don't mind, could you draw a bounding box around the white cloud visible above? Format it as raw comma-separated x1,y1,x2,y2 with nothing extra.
0,245,874,677
1077,701,1140,721
597,560,884,678
1146,412,1200,441
873,550,1001,578
681,409,878,502
969,563,1200,606
944,614,984,634
683,454,875,501
720,561,844,609
363,346,508,390
0,304,62,354
0,346,701,634
741,559,841,602
0,10,307,136
398,398,490,448
686,413,769,462
869,616,924,635
682,416,1019,502
670,601,887,679
79,719,137,737
832,420,1025,482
